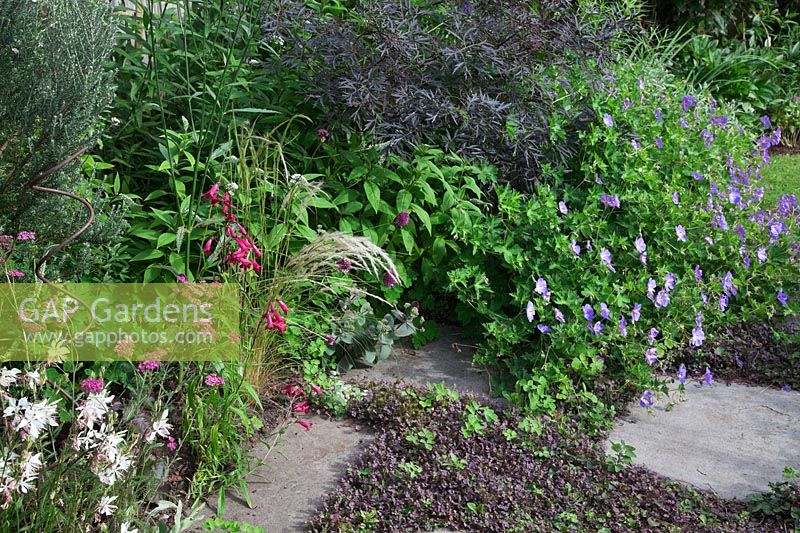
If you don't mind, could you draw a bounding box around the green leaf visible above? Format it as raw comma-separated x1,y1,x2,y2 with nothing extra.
156,233,177,248
364,181,381,212
410,204,432,234
131,249,164,261
396,189,412,211
402,229,415,254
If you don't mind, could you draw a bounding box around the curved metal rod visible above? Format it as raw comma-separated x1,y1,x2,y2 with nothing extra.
31,184,95,283
27,147,95,283
27,146,89,187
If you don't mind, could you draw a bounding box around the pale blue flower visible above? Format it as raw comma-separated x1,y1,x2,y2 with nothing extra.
526,301,535,322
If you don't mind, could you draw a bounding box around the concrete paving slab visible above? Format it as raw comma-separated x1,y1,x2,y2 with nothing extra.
345,326,493,398
202,416,372,532
606,382,800,499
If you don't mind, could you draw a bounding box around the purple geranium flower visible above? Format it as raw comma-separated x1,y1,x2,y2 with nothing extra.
570,239,581,256
599,302,610,320
631,303,641,323
600,248,615,272
588,321,605,336
620,315,627,337
645,348,658,365
756,247,767,263
554,308,565,323
682,95,696,111
634,236,646,254
694,264,703,282
728,188,741,206
664,272,676,292
648,328,659,345
719,293,728,312
537,323,552,333
639,390,655,407
535,277,551,302
525,301,535,322
672,191,679,204
675,225,687,242
777,288,788,306
722,271,737,295
655,290,670,309
631,138,640,150
690,325,705,347
692,171,705,181
558,201,569,215
704,367,713,386
599,194,621,208
583,304,595,322
654,108,662,122
761,115,771,128
655,137,663,149
602,113,614,127
677,364,687,384
735,224,746,243
647,278,657,300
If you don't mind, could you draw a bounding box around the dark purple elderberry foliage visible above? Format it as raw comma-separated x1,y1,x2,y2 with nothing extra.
308,383,781,532
261,0,634,190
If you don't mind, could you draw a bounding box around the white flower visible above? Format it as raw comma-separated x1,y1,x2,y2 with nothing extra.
0,368,21,388
16,451,42,494
97,451,132,486
4,397,59,440
120,522,139,533
146,410,172,443
76,389,114,429
23,370,41,390
96,495,118,516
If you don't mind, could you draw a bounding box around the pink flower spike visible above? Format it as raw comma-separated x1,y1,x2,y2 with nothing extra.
176,274,187,283
294,401,309,413
201,182,221,203
138,360,160,372
81,378,104,394
295,419,312,431
203,238,214,255
204,373,225,387
277,299,289,314
309,383,324,395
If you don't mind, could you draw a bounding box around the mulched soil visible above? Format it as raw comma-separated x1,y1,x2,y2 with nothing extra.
770,144,800,156
307,383,788,533
675,320,800,391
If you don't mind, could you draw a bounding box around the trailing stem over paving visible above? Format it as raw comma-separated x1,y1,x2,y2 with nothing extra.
0,0,798,531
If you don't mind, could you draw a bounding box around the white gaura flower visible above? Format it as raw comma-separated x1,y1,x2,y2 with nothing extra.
0,368,21,388
76,389,114,429
146,410,172,443
4,397,59,440
22,370,42,390
17,451,42,494
120,522,139,533
97,452,132,486
96,495,118,516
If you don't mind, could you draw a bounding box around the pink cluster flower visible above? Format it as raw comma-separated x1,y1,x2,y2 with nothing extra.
265,299,289,334
395,211,410,228
81,378,104,394
202,183,263,274
138,360,160,372
282,380,323,432
16,231,36,241
6,270,24,278
167,436,177,451
204,373,225,387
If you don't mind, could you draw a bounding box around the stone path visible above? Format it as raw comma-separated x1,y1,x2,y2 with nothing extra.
606,381,800,499
203,326,488,532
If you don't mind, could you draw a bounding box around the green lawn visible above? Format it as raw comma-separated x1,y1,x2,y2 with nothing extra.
762,154,800,204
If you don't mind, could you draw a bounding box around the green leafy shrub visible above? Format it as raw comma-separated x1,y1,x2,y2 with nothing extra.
0,0,123,280
447,56,800,418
